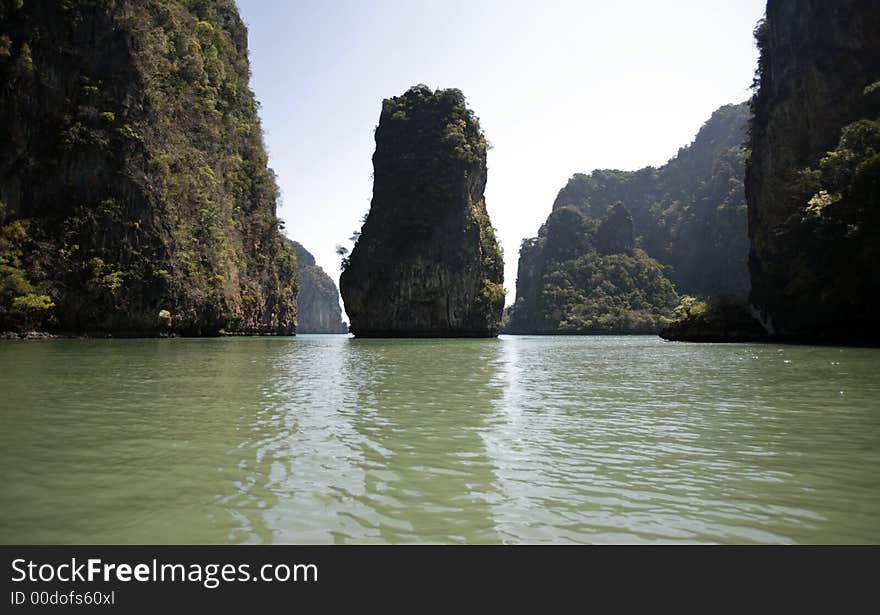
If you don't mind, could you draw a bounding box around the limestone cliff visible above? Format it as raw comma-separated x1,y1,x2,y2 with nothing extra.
746,0,880,343
0,0,297,335
291,241,347,334
339,85,504,337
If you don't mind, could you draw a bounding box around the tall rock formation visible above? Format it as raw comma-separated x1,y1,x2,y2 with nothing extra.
339,85,504,337
746,0,880,342
290,241,347,334
0,0,297,335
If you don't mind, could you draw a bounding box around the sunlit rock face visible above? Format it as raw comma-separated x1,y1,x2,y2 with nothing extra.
746,0,880,342
291,241,347,334
339,85,504,338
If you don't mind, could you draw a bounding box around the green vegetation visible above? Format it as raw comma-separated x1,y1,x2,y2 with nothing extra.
508,103,749,334
340,86,504,337
472,205,506,326
781,105,880,330
0,0,297,334
0,207,54,331
799,112,880,228
549,103,750,299
381,85,488,167
542,249,678,334
673,295,709,320
660,299,767,343
508,201,678,334
745,0,880,341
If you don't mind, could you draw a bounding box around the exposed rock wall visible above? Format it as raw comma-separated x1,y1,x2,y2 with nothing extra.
746,0,880,342
339,85,504,337
0,0,297,335
291,241,347,334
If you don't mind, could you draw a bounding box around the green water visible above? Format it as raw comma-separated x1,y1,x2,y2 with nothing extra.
1,335,878,544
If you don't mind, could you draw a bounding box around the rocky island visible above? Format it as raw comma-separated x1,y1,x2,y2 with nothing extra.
339,85,505,337
0,0,297,336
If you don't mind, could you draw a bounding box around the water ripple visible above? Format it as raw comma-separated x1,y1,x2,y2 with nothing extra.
0,335,878,543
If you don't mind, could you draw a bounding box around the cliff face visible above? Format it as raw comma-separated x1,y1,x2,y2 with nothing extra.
290,241,347,334
746,0,880,342
339,85,504,337
0,0,297,335
507,103,749,334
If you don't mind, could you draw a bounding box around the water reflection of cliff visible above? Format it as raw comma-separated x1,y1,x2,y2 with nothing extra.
340,338,503,543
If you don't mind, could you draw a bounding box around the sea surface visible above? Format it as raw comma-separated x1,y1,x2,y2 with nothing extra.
1,335,878,544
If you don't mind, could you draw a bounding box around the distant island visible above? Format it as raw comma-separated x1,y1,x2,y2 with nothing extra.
290,241,347,334
505,103,749,335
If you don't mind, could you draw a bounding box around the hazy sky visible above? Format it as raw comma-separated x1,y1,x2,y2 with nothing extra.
237,0,766,308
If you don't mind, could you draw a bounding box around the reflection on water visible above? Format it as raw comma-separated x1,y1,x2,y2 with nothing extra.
0,335,878,544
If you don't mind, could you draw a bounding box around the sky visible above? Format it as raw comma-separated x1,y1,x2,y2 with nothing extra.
237,0,766,310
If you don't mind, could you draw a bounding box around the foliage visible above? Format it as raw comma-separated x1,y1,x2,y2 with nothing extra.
782,109,880,323
660,299,766,343
381,85,488,167
544,103,750,299
799,118,880,228
673,295,709,320
507,197,678,334
568,104,749,296
0,0,297,334
507,104,749,334
472,205,505,323
538,249,678,334
0,211,54,330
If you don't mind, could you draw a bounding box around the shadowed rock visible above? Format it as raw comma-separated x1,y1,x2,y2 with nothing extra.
339,85,504,337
